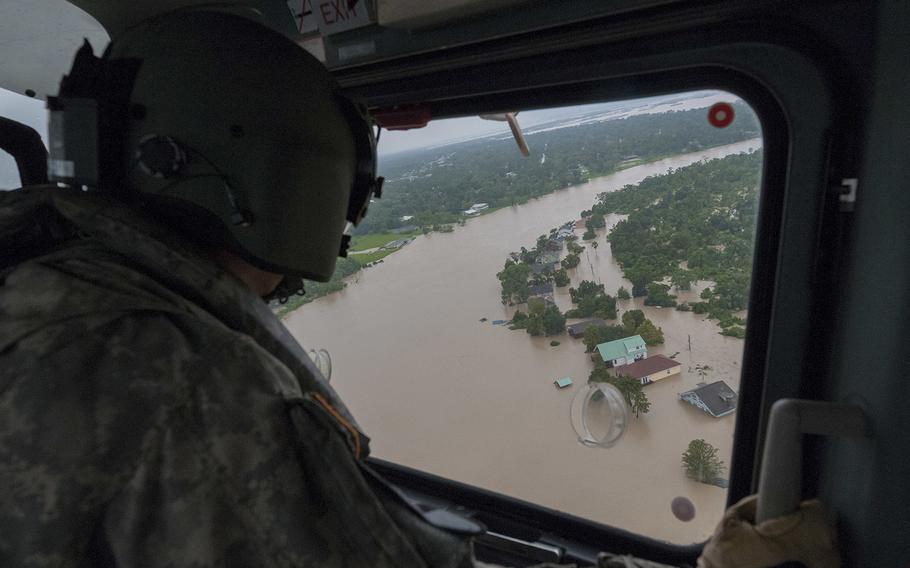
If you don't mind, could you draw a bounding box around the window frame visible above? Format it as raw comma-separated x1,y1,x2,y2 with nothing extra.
340,17,847,565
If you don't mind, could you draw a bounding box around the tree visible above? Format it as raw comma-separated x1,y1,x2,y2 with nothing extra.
589,366,651,417
553,268,570,287
670,268,694,291
636,319,665,345
585,215,606,230
644,282,677,307
541,305,567,335
497,260,531,305
528,296,546,315
567,241,585,255
622,309,646,332
511,310,528,326
525,317,544,336
561,253,581,269
582,229,596,240
617,286,631,300
582,324,627,352
612,375,651,417
682,439,725,483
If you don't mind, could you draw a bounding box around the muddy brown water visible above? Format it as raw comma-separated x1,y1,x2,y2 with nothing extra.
285,139,762,544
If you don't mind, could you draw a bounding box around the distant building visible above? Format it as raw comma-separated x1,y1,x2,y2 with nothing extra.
399,215,414,222
554,377,574,389
567,318,607,338
679,381,738,418
556,227,575,239
596,335,647,367
537,251,560,265
531,262,558,275
527,282,554,297
615,354,681,385
544,238,563,252
471,203,489,211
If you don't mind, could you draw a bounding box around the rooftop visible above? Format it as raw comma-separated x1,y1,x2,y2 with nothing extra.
679,380,738,418
527,282,554,296
531,262,558,275
596,335,646,362
566,319,607,335
616,354,680,380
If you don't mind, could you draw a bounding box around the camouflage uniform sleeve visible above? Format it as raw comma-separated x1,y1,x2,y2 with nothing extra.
1,311,203,565
93,324,402,567
1,310,401,567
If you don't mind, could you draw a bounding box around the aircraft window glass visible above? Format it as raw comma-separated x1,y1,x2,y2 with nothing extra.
0,150,20,189
0,87,48,190
284,90,763,545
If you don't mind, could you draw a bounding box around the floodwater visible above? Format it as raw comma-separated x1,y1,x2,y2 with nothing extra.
285,139,762,544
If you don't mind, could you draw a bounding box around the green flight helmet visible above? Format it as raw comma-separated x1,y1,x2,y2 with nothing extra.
109,11,379,281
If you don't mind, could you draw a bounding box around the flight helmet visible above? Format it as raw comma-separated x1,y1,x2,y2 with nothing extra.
49,10,381,282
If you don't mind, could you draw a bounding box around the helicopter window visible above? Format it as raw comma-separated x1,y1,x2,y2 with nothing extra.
284,90,764,545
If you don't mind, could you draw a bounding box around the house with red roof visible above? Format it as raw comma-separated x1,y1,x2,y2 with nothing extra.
613,354,681,385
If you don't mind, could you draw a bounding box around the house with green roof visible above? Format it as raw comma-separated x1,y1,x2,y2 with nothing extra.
596,335,647,368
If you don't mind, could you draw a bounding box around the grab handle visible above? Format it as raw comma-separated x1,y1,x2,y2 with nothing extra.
756,399,867,523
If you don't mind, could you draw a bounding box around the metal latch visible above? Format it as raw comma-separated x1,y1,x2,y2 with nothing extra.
836,178,858,212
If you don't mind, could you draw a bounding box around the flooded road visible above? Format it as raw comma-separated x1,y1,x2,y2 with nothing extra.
285,139,761,544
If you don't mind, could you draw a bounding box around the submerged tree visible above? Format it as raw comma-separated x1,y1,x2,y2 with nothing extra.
582,324,628,352
589,366,651,417
497,260,531,305
682,439,725,483
562,253,581,269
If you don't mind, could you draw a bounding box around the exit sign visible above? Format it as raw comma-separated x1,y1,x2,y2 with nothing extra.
287,0,374,36
315,0,374,35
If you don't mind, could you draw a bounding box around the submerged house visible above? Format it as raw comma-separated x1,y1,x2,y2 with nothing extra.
544,238,563,252
554,377,574,389
527,282,554,298
531,261,558,275
615,354,681,385
566,318,607,338
595,335,647,368
556,227,575,239
679,380,738,418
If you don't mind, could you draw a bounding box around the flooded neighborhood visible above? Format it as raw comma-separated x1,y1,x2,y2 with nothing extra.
285,138,760,544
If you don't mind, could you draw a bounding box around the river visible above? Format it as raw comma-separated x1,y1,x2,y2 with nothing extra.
285,138,762,544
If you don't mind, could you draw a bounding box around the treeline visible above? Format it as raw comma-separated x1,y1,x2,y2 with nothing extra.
362,102,760,233
594,150,762,336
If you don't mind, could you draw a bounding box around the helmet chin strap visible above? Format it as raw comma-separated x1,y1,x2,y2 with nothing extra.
265,275,305,304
